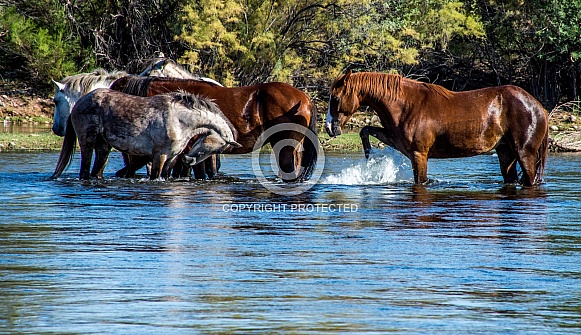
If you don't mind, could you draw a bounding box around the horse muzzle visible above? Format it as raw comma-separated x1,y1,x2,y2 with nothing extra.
325,120,342,137
52,123,66,137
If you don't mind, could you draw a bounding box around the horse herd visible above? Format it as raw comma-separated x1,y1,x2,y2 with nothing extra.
50,57,549,186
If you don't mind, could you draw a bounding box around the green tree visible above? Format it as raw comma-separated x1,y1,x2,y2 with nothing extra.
176,0,484,88
178,0,245,86
318,1,484,79
0,3,85,83
473,0,581,107
177,0,337,86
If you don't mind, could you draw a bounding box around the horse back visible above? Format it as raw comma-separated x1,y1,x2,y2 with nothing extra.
71,88,161,135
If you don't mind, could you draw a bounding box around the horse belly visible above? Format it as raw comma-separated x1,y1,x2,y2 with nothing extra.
429,123,503,158
104,132,156,157
429,139,496,158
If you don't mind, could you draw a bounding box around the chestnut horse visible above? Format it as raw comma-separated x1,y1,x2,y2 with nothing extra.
110,76,318,182
326,71,548,186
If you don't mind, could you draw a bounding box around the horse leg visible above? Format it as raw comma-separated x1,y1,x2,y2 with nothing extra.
115,153,130,177
171,156,192,178
192,161,207,179
269,131,303,182
360,126,396,159
516,128,548,186
90,136,112,179
128,155,150,178
116,154,149,178
517,147,538,187
411,151,429,184
161,155,178,179
79,143,94,180
150,154,167,180
215,154,221,171
495,140,518,184
360,126,373,159
281,140,303,182
205,154,219,179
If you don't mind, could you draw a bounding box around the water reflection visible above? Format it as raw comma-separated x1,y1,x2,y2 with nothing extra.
1,123,52,133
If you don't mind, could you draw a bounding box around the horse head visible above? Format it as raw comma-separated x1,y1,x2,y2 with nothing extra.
138,58,167,77
183,130,241,166
139,57,196,79
326,70,360,137
52,80,74,136
139,56,224,86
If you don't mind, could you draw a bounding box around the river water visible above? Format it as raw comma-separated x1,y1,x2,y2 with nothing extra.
1,148,580,334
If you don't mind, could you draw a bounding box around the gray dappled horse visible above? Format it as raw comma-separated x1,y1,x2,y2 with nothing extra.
51,89,240,180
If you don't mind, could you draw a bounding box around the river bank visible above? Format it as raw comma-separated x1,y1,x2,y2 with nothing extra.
0,130,375,152
1,80,580,152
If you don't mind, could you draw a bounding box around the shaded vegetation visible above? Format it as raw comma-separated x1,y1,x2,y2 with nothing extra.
1,0,581,109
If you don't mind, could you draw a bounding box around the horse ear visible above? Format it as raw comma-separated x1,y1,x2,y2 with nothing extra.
332,69,351,90
152,59,166,71
52,79,66,91
344,69,352,81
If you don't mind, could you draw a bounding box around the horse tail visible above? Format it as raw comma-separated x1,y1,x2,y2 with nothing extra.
535,122,549,185
51,116,77,179
297,101,318,182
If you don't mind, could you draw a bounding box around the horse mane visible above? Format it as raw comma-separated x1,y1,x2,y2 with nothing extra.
140,56,224,86
168,90,238,139
170,90,221,114
60,69,128,95
344,72,454,100
119,76,156,97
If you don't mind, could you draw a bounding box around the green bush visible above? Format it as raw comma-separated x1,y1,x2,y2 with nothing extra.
0,5,92,84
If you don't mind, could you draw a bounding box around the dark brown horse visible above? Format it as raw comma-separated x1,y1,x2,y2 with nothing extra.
326,71,549,186
110,76,318,182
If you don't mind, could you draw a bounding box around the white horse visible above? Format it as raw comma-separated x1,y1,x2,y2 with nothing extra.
52,69,128,136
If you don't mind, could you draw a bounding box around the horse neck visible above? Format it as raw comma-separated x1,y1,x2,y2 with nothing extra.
354,76,404,124
65,78,117,101
56,89,78,106
177,104,235,142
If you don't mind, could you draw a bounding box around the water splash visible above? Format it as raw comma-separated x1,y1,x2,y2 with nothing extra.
322,148,413,185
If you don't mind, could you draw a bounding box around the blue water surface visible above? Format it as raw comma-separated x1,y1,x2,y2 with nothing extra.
1,150,580,334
